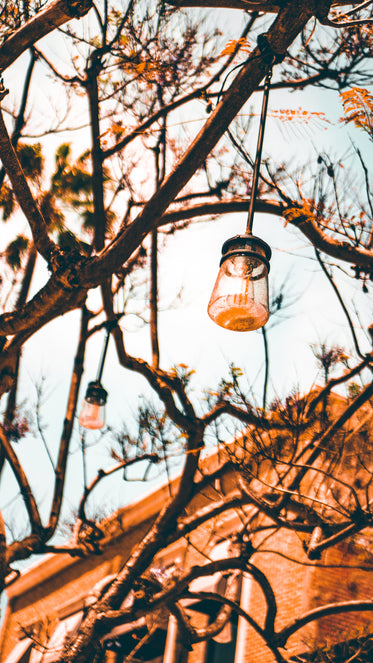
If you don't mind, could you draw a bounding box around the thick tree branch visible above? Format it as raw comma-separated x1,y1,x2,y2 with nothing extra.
307,520,372,560
166,0,363,12
77,454,159,525
64,351,204,661
0,271,87,337
283,202,373,270
0,0,93,72
85,55,106,252
161,199,373,270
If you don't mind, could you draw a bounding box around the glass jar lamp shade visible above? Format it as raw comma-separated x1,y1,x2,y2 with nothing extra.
207,234,271,332
78,381,108,430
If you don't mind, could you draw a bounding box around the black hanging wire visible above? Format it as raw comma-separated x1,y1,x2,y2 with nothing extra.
244,31,283,234
246,67,273,234
95,319,117,383
95,326,111,383
216,31,282,234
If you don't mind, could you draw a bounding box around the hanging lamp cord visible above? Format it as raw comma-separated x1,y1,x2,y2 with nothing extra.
245,68,273,234
245,33,284,234
95,320,117,383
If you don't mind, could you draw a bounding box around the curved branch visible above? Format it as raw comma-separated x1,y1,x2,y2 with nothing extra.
0,425,42,535
162,198,373,272
77,453,159,523
164,558,277,638
276,599,373,647
184,571,240,641
201,399,304,430
116,196,373,275
160,198,283,224
99,558,278,645
111,325,195,430
283,203,373,271
318,7,373,28
179,590,286,663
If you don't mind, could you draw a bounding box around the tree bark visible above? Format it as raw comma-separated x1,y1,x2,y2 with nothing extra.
0,0,93,72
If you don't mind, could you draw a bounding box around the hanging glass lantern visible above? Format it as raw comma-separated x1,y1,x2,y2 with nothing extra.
78,380,108,430
79,325,113,430
207,62,274,332
207,234,271,331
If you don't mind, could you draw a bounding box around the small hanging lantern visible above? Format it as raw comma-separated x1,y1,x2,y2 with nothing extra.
207,234,271,331
79,325,112,430
78,380,108,430
208,39,275,332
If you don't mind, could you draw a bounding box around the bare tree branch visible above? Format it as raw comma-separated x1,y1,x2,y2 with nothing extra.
0,108,58,264
0,425,42,535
